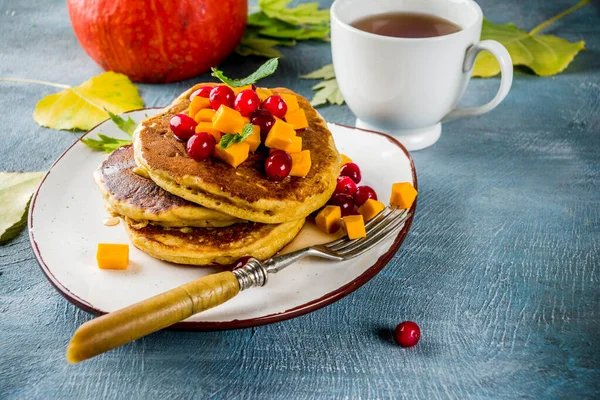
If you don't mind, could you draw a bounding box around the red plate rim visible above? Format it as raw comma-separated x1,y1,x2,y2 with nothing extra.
28,108,418,331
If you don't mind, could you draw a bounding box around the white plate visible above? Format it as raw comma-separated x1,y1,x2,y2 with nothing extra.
29,109,417,329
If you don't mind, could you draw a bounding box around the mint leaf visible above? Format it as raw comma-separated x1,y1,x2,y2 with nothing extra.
211,58,279,87
259,0,330,26
82,134,131,153
107,111,137,135
219,124,254,149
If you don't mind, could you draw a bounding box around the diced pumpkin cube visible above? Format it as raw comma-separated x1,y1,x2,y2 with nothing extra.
265,119,296,150
194,108,216,123
256,88,273,102
390,182,418,209
285,136,302,153
231,84,254,95
290,150,311,177
188,96,211,117
213,141,250,168
195,122,222,141
280,93,299,112
212,105,245,134
245,125,261,152
340,154,352,166
242,116,251,124
357,199,385,221
96,243,129,270
343,215,366,240
315,205,342,234
285,108,308,130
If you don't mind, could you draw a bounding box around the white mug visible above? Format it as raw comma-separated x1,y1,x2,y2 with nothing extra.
331,0,513,151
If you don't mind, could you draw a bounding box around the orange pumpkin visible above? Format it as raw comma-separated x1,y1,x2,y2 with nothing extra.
67,0,247,83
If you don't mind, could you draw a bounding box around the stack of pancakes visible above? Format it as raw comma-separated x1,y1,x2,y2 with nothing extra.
94,84,341,266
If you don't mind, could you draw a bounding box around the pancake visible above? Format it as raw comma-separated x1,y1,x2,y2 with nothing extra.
133,84,341,224
94,145,241,228
125,218,305,266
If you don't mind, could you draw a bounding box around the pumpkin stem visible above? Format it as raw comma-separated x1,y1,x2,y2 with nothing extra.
0,78,70,89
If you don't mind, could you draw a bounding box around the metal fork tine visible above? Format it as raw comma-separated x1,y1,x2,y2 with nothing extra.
339,211,410,259
324,205,395,249
329,207,403,252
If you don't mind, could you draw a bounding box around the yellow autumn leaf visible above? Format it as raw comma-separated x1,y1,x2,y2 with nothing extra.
0,171,45,244
473,0,588,77
33,72,144,131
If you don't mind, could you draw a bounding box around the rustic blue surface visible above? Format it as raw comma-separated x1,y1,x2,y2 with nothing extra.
1,0,599,398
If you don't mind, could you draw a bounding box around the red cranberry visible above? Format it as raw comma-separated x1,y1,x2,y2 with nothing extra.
189,85,213,100
186,132,215,161
394,321,420,348
354,185,377,206
234,90,261,117
335,176,357,196
262,95,288,119
230,256,252,271
328,193,354,216
265,150,292,181
170,114,197,141
340,162,362,184
209,85,235,110
251,109,275,139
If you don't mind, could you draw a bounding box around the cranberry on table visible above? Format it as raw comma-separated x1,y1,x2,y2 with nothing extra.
394,321,420,348
251,109,275,138
354,185,377,206
262,95,288,119
186,132,215,161
335,176,357,196
265,150,292,181
169,114,197,141
209,85,235,110
328,193,354,216
234,89,261,117
340,162,362,184
189,85,213,100
230,255,252,271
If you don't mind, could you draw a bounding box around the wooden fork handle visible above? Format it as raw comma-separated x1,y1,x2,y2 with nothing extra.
66,271,240,363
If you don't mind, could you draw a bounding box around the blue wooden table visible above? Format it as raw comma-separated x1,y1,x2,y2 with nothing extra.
1,0,598,398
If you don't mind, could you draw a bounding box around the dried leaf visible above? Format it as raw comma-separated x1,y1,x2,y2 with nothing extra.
300,64,344,107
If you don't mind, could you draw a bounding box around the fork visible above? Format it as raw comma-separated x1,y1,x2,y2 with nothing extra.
66,206,411,363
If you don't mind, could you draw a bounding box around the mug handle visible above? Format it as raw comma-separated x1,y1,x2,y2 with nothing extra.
442,40,513,122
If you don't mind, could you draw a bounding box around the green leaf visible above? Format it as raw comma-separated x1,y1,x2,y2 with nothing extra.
248,12,329,41
211,58,279,87
258,23,330,41
107,111,137,135
236,37,285,58
473,0,589,77
259,0,330,26
300,64,345,107
33,72,144,131
81,134,131,153
220,124,254,149
0,172,45,244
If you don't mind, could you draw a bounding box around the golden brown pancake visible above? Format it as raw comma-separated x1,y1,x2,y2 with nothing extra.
125,218,305,266
94,145,241,228
133,84,341,224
